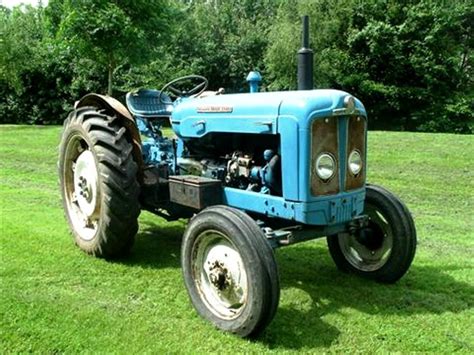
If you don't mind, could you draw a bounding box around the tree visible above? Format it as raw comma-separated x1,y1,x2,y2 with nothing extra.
0,5,45,92
0,0,471,132
57,0,171,95
264,0,473,133
0,4,60,124
157,0,280,93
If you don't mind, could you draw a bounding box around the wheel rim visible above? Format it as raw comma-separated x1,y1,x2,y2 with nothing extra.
63,134,100,241
192,230,248,320
338,203,393,271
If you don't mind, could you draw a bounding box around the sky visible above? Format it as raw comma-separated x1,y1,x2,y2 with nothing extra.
1,0,49,8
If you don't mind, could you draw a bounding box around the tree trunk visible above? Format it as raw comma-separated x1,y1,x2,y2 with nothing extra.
107,53,115,96
107,63,113,96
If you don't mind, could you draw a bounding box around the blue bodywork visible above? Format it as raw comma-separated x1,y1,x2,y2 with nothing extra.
126,78,368,234
126,89,177,172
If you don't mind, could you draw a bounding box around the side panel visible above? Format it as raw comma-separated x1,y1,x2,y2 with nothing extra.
223,187,296,220
278,115,299,201
222,187,365,225
174,115,278,138
171,91,283,138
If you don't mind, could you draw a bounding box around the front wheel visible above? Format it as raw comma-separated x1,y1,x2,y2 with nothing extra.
181,206,280,337
327,184,416,283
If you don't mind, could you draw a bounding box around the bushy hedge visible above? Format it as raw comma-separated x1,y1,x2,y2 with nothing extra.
1,0,472,133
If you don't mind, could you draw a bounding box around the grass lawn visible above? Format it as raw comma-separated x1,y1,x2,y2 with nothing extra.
1,125,473,353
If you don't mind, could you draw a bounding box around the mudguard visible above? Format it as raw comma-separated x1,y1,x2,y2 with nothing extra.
75,94,144,180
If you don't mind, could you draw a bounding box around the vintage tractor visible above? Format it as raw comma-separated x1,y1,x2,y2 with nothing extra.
58,17,416,337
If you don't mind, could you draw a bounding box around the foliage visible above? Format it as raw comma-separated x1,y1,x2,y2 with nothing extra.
0,5,44,92
0,0,472,132
0,4,71,124
116,0,281,93
56,0,170,95
1,126,473,352
265,0,473,132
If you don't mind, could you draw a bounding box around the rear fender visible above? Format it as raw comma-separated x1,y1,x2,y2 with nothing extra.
75,93,144,182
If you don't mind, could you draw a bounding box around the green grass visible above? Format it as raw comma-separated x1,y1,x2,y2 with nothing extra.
1,125,473,353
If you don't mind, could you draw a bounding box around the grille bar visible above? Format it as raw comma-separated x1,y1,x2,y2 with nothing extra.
310,117,339,195
345,116,366,190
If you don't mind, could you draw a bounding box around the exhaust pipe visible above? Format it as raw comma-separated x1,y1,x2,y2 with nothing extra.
297,15,314,90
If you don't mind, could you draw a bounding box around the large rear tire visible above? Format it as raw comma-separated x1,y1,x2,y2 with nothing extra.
181,206,280,337
58,107,140,257
327,184,416,283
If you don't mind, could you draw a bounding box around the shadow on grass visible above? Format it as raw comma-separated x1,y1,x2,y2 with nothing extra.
116,219,185,269
113,222,473,350
260,244,473,349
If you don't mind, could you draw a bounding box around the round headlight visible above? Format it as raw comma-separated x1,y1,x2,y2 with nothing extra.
315,153,336,180
348,150,362,175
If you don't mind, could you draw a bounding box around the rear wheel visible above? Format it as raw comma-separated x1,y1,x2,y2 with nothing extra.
327,184,416,283
181,206,279,337
58,107,140,257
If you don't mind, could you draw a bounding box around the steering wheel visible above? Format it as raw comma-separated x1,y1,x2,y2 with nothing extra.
159,75,208,104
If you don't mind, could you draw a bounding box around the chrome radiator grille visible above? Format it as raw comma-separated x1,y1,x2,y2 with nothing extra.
310,116,366,196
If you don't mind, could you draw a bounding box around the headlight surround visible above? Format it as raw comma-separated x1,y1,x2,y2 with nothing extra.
348,150,362,175
315,153,336,181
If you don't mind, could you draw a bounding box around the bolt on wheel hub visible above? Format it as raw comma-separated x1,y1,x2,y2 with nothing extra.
193,231,248,319
209,261,231,291
73,150,99,218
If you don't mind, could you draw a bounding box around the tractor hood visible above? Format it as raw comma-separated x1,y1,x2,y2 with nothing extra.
171,89,366,138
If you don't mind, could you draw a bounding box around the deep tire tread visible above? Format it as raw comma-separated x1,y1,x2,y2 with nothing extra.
59,107,140,258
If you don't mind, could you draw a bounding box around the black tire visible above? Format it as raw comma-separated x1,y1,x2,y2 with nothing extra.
181,205,280,337
214,205,280,335
58,106,140,257
327,184,417,283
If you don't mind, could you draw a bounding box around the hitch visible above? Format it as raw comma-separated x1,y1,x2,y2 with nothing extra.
259,222,350,248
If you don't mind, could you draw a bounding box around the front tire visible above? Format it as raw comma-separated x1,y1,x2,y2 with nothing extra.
58,107,140,257
327,184,416,283
181,206,279,337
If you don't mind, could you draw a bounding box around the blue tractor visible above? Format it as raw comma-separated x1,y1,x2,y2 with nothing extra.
58,17,416,337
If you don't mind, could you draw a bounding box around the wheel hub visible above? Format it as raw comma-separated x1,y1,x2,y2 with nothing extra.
193,231,248,319
73,150,99,218
354,224,384,250
208,261,231,291
338,206,393,271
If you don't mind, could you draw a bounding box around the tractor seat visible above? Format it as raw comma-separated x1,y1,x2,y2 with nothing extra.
126,89,173,118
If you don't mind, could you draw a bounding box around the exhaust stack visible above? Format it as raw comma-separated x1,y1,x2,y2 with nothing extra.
297,15,314,90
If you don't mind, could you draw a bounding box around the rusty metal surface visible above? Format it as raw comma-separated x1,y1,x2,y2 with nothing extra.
169,175,222,210
311,117,340,195
345,116,366,190
75,94,144,182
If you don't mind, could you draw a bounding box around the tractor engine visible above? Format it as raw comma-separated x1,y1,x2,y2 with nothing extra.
136,118,283,208
178,150,281,194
